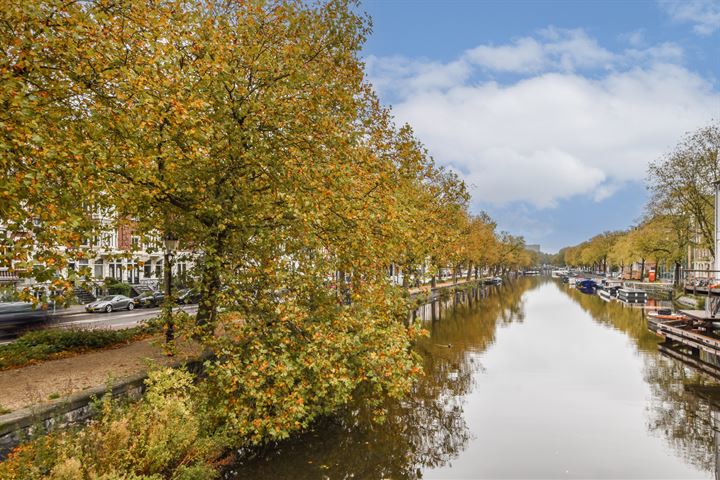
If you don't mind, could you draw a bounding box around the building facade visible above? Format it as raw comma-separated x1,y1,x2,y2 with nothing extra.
0,218,194,299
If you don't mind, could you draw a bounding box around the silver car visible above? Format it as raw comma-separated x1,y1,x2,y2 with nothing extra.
85,295,135,313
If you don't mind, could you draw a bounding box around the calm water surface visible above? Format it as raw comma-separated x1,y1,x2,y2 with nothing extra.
230,278,718,479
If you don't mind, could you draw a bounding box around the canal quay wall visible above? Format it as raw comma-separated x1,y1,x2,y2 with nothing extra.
0,353,209,459
410,278,496,322
0,277,503,459
621,281,675,299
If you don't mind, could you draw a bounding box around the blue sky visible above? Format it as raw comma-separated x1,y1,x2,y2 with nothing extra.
358,0,720,252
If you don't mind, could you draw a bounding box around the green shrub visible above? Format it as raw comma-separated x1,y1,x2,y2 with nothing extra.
0,369,224,480
0,323,161,370
107,282,132,297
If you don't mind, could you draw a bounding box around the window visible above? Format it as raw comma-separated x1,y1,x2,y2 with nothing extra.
127,261,139,284
94,259,104,279
109,260,123,281
144,264,152,278
155,260,163,279
176,261,187,276
101,232,117,249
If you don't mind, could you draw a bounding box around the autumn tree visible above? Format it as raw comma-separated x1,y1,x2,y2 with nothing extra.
648,122,720,256
0,0,441,443
463,212,499,280
0,0,111,303
493,233,527,274
386,126,469,287
0,0,531,450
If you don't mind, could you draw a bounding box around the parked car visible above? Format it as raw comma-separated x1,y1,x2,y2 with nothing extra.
85,295,135,313
133,291,165,308
176,288,201,305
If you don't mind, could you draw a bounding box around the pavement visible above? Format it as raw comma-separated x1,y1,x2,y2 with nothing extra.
50,304,199,330
0,304,199,345
1,277,479,344
408,277,485,295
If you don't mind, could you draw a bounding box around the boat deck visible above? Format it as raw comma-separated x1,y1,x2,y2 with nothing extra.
656,321,720,356
679,309,720,322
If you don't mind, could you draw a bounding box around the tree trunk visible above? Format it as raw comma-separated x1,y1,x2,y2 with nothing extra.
196,244,224,334
466,261,473,281
163,250,174,346
674,261,681,287
654,257,659,282
640,258,645,282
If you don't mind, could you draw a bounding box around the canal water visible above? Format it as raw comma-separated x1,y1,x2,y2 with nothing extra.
229,277,718,479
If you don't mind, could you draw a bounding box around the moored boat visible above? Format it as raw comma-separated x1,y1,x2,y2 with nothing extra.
646,309,687,333
597,289,613,302
617,288,647,305
576,279,597,294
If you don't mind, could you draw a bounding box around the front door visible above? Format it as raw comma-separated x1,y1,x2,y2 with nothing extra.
127,262,139,284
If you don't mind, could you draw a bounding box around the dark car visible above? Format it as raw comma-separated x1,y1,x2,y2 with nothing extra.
0,302,55,338
176,288,201,305
85,295,134,313
133,291,165,308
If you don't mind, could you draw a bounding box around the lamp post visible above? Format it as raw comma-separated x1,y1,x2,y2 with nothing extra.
163,234,179,345
714,181,720,278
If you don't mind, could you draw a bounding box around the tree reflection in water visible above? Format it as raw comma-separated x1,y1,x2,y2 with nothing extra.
559,283,717,474
228,278,535,480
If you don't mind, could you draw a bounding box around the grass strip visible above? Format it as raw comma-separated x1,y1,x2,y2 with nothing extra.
0,322,162,371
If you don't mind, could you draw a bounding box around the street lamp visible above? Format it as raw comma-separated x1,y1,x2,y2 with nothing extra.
163,234,178,346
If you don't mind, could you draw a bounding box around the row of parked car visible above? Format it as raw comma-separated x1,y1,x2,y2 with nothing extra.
84,288,201,313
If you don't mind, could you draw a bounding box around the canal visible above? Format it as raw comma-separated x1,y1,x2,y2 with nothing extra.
229,277,718,479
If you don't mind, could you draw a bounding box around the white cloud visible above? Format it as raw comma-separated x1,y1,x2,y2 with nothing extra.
624,42,684,64
364,56,471,97
369,28,685,100
464,28,615,73
464,38,547,73
366,29,720,209
659,0,720,35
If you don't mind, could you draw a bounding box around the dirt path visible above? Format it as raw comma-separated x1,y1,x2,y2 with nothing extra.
0,336,201,412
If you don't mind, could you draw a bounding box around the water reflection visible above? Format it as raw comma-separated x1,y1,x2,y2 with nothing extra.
228,279,535,480
230,278,716,479
559,283,717,475
559,285,661,352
